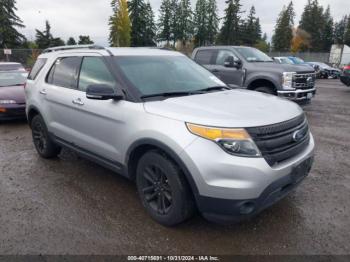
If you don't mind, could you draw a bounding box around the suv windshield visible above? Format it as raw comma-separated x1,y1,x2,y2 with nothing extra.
114,56,227,97
235,47,273,62
0,71,27,87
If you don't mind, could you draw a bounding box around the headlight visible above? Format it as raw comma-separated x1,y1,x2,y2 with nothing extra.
186,123,261,157
0,100,16,104
282,72,296,90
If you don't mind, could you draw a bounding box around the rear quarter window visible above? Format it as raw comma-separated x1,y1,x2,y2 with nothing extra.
194,50,215,65
28,58,47,80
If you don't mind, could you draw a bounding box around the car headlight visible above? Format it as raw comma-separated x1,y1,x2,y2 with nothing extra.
282,72,296,90
0,100,16,104
186,123,261,157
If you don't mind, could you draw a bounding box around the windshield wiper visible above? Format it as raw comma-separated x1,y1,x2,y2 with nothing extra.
140,91,198,99
196,86,231,92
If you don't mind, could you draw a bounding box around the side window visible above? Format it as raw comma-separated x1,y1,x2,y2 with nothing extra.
195,50,215,65
78,57,116,92
215,50,238,66
47,57,82,89
28,58,47,80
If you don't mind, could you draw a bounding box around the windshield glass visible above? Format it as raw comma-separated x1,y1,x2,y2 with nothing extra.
0,71,27,87
280,58,294,64
235,47,273,62
291,57,305,64
114,56,226,96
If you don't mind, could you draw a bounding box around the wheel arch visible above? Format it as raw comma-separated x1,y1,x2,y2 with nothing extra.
125,138,200,196
247,77,278,92
27,105,41,126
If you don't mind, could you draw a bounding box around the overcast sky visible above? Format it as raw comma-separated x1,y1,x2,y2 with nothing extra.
16,0,349,46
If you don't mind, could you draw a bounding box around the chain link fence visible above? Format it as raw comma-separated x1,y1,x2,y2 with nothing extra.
0,48,342,68
268,51,330,63
0,49,43,68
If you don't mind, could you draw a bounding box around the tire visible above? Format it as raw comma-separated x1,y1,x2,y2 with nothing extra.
136,150,195,226
31,115,61,158
255,86,275,95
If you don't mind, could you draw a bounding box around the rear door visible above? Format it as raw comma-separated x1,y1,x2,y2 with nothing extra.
42,55,83,142
212,49,244,88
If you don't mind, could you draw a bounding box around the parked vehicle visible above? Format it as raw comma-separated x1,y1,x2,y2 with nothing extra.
340,65,350,86
192,46,317,101
308,62,341,79
0,63,27,120
26,45,315,226
273,56,295,65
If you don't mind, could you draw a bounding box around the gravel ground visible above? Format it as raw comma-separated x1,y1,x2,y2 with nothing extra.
0,79,349,255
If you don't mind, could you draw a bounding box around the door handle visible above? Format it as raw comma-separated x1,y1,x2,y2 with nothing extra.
72,98,84,106
39,89,47,95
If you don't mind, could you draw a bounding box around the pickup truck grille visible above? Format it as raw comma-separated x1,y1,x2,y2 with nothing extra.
246,114,310,166
293,73,316,89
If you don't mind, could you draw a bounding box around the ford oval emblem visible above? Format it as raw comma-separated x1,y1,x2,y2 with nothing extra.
293,130,304,142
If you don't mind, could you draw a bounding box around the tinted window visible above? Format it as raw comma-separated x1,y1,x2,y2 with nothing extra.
195,50,215,65
78,57,116,92
48,57,82,89
28,58,47,80
215,50,238,65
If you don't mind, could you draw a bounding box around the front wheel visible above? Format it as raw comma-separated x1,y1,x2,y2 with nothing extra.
31,115,61,158
136,150,195,226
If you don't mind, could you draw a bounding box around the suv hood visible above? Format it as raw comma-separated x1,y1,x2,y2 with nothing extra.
251,62,314,73
144,89,303,128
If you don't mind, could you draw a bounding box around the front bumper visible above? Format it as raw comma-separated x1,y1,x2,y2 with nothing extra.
0,104,26,120
278,88,316,101
180,133,315,223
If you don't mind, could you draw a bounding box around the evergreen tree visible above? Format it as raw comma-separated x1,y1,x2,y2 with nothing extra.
144,1,156,46
334,16,347,44
321,6,333,51
299,0,325,51
218,0,243,45
128,0,147,46
0,0,25,48
78,35,94,45
67,37,77,45
177,0,193,46
206,0,219,45
194,0,208,46
241,6,261,46
109,0,131,47
35,21,65,49
272,2,295,51
169,0,180,46
344,16,350,46
158,0,172,45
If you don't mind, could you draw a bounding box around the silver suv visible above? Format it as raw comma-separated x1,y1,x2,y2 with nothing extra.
25,45,315,226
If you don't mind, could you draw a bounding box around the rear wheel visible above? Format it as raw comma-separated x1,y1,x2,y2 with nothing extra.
31,115,61,158
136,150,195,226
255,86,275,95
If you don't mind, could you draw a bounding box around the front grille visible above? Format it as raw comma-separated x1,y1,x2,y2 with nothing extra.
246,114,310,166
293,72,316,89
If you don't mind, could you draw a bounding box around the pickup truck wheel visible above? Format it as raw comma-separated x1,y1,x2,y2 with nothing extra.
31,115,61,158
255,86,275,95
136,150,195,226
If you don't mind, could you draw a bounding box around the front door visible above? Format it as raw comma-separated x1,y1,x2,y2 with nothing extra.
211,49,244,88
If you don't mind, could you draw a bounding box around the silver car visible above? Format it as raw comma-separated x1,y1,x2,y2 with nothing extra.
25,45,315,226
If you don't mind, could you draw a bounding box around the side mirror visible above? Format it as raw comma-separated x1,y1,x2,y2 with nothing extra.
224,56,241,68
86,84,123,100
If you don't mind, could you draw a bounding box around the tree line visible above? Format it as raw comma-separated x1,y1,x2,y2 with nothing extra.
1,0,350,53
272,0,350,52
